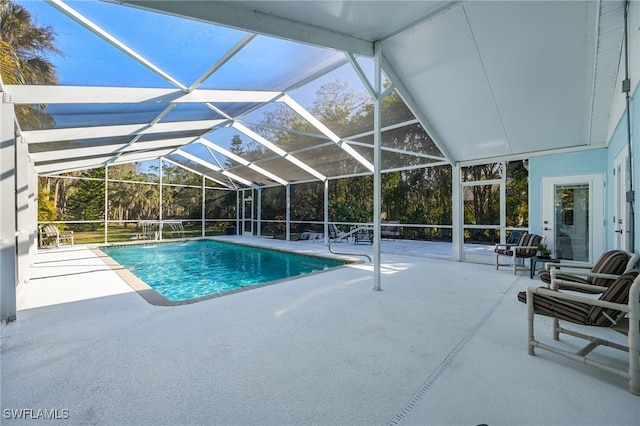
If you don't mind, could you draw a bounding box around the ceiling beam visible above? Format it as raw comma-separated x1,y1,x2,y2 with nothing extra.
174,149,257,188
30,137,194,163
197,137,288,186
281,95,374,172
232,122,327,182
35,148,176,174
23,120,226,144
160,156,235,189
4,85,283,104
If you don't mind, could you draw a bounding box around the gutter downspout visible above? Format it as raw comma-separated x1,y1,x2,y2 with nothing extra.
623,0,635,253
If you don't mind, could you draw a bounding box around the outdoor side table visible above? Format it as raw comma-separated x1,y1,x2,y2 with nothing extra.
530,256,560,279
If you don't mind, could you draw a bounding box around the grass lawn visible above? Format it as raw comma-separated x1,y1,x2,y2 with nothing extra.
61,223,229,245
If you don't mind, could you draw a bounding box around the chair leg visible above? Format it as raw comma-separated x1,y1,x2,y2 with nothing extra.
526,288,536,355
629,297,640,395
553,318,560,341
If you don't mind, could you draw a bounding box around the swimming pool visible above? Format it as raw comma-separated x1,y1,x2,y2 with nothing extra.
100,240,347,303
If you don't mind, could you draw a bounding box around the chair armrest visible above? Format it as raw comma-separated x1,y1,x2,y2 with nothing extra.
549,278,608,293
577,272,620,279
545,262,593,271
528,286,630,312
494,243,511,250
550,269,621,280
512,244,538,250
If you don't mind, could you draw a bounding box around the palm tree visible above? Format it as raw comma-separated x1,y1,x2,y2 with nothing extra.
1,0,59,84
0,39,20,84
0,0,60,127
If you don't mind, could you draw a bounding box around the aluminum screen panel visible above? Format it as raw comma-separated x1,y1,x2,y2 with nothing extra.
250,157,317,182
200,35,347,92
17,104,170,131
294,144,370,177
351,124,445,158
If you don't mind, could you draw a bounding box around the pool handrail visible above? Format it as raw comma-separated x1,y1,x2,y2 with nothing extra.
327,226,372,262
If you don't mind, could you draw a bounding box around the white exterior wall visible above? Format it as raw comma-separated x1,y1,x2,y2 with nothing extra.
0,101,17,323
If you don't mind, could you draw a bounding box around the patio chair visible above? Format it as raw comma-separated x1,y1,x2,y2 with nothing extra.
381,221,401,240
352,226,373,245
538,249,639,293
495,233,543,274
328,224,348,242
518,268,640,395
39,224,74,248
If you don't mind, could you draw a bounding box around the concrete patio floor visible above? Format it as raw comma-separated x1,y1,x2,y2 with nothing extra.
1,237,638,425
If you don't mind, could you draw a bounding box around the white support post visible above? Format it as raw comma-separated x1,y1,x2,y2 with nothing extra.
257,188,262,237
0,101,17,322
241,189,245,235
500,161,506,243
159,158,163,240
250,189,255,235
28,159,37,260
252,189,255,235
240,189,247,235
15,135,31,286
452,164,463,261
324,180,329,245
286,184,291,241
201,175,206,237
235,190,240,235
104,165,109,243
373,42,382,291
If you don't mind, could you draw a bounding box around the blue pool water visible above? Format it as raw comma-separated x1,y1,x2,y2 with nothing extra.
101,240,345,302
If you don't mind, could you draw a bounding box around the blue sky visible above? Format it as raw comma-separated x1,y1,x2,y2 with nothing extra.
17,0,373,102
15,0,377,177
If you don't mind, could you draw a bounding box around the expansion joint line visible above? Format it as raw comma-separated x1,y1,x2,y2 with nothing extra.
387,283,513,426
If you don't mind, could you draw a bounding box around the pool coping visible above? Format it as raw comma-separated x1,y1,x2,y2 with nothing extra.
91,238,358,307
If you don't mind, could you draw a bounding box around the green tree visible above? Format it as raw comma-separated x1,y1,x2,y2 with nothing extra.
38,171,83,220
462,163,501,227
37,188,57,222
106,164,160,225
66,168,105,229
506,160,529,227
205,189,236,219
329,175,373,223
226,134,245,168
0,0,60,128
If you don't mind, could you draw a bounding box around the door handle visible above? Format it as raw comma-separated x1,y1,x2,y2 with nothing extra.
615,229,623,234
543,227,552,231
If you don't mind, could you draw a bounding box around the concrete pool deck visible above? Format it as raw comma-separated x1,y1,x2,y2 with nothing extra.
1,236,639,425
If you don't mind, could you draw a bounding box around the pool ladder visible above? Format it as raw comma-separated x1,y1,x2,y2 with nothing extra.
327,226,372,262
